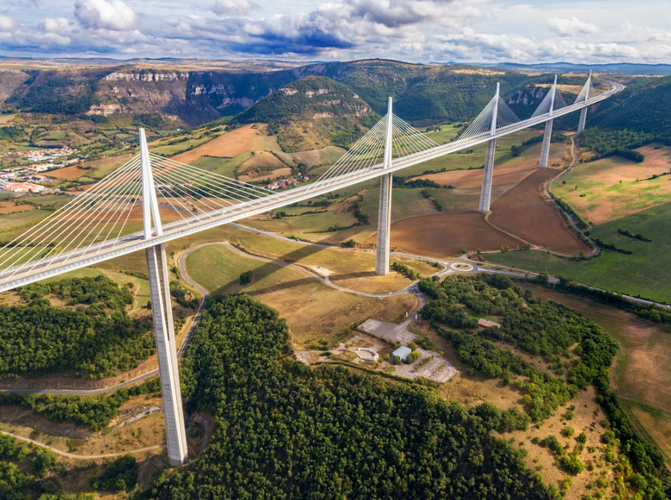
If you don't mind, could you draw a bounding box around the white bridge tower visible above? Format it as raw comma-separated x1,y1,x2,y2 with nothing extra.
139,129,188,467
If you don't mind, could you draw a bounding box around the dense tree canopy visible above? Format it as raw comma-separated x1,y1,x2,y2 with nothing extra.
418,274,670,499
0,276,154,378
141,294,560,500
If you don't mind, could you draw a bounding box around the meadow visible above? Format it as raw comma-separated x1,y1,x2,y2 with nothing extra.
486,200,671,303
551,144,671,224
184,243,418,345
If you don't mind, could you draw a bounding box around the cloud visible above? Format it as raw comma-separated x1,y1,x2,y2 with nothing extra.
74,0,138,31
0,15,19,32
547,17,598,37
41,17,73,34
212,0,257,17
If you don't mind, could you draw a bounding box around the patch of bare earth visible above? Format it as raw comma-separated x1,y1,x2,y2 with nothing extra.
172,124,280,163
489,169,590,253
379,212,521,259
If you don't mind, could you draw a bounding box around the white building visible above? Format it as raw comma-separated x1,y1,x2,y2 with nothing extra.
392,346,412,363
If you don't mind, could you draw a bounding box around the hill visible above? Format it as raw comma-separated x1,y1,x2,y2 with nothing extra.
0,60,533,128
589,76,671,140
327,60,530,125
233,75,377,151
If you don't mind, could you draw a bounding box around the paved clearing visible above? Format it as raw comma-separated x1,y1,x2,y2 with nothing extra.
358,318,457,383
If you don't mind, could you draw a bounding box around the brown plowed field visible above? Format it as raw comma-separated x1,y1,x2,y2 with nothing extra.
489,168,590,253
48,165,89,180
412,143,568,189
172,125,280,164
369,212,522,259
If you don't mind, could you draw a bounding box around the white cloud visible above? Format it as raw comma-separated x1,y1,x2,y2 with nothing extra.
0,15,19,33
212,0,258,17
74,0,138,31
41,17,73,34
548,17,598,37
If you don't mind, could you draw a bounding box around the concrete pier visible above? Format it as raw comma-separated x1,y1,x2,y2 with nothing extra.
375,97,394,276
375,172,393,275
478,139,497,213
146,243,188,466
140,128,188,467
539,119,553,168
577,107,588,136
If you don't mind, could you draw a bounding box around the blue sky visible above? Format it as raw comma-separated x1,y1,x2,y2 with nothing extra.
1,0,670,63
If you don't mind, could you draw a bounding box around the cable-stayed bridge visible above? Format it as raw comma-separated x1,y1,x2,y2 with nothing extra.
0,72,622,465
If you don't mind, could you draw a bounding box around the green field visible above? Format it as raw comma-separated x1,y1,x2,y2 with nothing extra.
191,153,252,178
0,209,51,232
150,135,215,156
423,123,462,144
486,201,671,303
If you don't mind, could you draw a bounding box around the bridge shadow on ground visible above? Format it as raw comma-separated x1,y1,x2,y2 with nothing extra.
210,233,366,296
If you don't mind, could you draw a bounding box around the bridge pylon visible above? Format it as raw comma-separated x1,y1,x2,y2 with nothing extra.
139,128,188,467
375,97,394,275
577,70,592,136
479,83,499,214
539,75,558,168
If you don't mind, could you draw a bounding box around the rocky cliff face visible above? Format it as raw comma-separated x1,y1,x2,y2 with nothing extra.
0,70,34,104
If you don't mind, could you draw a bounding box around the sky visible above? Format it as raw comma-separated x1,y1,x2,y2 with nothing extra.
0,0,670,64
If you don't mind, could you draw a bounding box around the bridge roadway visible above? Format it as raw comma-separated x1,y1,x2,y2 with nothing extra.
0,81,624,293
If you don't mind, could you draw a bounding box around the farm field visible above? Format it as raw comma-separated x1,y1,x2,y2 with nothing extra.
238,150,285,172
0,208,51,231
489,168,590,253
516,281,671,465
485,200,671,303
379,212,522,258
275,145,345,169
551,144,671,224
50,153,135,182
238,167,292,183
172,124,281,163
0,201,35,214
190,153,251,178
184,243,418,345
225,227,436,279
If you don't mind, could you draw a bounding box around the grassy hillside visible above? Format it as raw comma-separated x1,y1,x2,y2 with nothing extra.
234,76,377,151
589,76,671,141
485,201,671,303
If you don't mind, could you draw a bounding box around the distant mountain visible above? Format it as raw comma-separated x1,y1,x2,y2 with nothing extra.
324,60,529,125
440,62,671,76
234,76,376,152
0,60,533,128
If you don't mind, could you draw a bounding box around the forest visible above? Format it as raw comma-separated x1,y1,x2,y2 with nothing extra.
139,293,561,500
0,276,155,378
0,433,94,500
418,274,671,499
0,378,161,431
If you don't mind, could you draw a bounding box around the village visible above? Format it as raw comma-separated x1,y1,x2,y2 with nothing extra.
0,147,81,193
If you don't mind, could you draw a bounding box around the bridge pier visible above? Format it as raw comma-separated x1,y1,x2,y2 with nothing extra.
478,83,500,214
375,97,395,276
140,128,188,467
478,139,497,213
375,172,392,275
576,70,591,137
539,120,553,167
577,108,588,136
146,243,188,466
539,75,557,168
